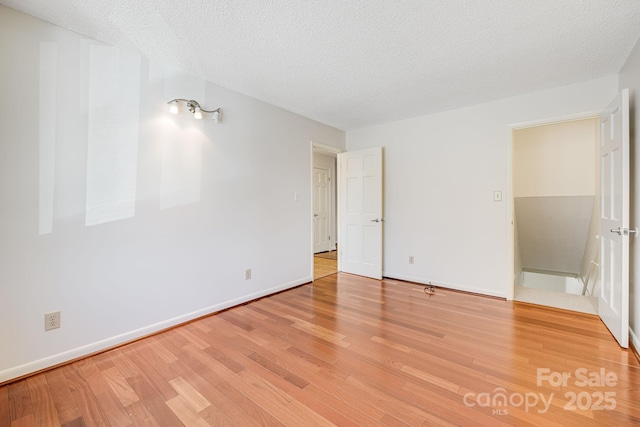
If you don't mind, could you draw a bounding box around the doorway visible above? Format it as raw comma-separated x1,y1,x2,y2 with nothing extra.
310,143,384,281
512,117,599,314
311,142,342,280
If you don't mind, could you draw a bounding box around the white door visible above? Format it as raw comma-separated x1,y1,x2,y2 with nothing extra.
313,167,332,253
599,88,630,348
338,147,383,279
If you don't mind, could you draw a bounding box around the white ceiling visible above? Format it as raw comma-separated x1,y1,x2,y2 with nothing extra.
3,1,640,130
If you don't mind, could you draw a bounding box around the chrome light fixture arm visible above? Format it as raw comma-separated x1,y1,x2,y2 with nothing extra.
167,98,222,121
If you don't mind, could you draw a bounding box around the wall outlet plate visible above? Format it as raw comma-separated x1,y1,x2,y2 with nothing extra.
245,268,252,280
44,311,61,331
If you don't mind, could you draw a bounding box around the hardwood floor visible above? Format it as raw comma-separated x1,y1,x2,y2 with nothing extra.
313,256,338,280
2,273,640,426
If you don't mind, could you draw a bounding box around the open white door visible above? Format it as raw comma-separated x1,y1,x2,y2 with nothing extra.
313,167,332,253
338,147,383,279
599,88,630,348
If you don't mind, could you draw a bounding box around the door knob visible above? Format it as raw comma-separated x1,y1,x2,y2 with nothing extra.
314,214,318,217
371,218,380,223
610,227,638,236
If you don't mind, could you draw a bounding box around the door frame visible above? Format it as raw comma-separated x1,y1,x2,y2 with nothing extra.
310,141,344,278
507,110,602,300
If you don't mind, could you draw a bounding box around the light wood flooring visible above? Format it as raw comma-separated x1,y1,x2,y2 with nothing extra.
313,252,338,280
2,273,640,426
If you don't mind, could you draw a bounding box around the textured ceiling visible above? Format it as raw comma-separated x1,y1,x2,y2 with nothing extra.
3,1,640,130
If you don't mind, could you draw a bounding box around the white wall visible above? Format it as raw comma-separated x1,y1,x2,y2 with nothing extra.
0,6,345,383
619,35,640,352
514,195,593,275
347,76,618,297
513,119,598,197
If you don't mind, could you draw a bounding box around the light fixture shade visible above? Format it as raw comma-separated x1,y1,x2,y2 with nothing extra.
167,99,220,121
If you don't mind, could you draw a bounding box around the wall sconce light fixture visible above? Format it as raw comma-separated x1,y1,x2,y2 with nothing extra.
167,99,222,122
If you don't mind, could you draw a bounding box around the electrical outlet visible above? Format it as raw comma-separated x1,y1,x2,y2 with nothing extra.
44,311,61,331
409,256,414,264
244,268,252,280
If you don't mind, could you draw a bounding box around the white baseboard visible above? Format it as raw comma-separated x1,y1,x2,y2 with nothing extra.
382,272,507,299
0,276,312,384
631,327,640,354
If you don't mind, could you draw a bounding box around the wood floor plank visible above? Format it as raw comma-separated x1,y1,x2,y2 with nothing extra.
168,376,210,413
45,369,81,425
293,383,382,426
215,380,286,427
198,406,237,427
247,352,310,389
397,378,511,426
314,256,338,280
60,417,87,427
345,374,461,427
91,353,115,373
165,395,210,427
122,344,178,401
222,368,295,422
0,386,10,427
146,337,179,365
248,336,327,384
76,359,109,398
76,359,131,426
167,344,226,388
202,345,245,374
26,374,61,427
123,400,160,427
217,310,256,332
175,328,210,351
285,315,350,348
303,363,389,419
63,362,110,427
107,351,139,379
10,414,36,427
8,378,31,421
169,363,260,427
125,375,183,427
2,273,640,426
101,367,140,407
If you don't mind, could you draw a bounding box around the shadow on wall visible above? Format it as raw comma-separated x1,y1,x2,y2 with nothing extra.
515,195,594,276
